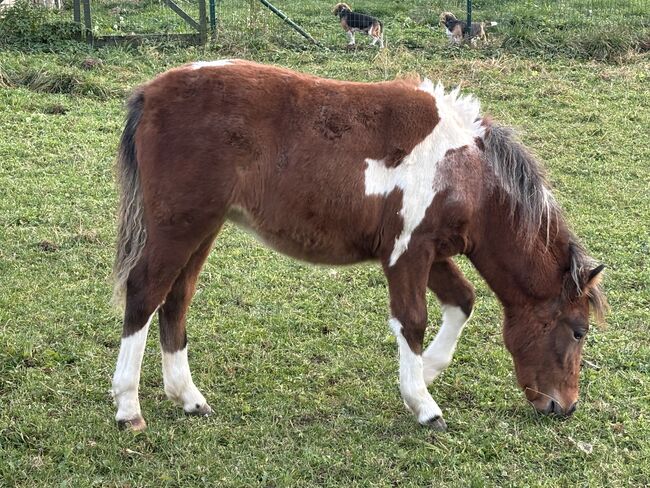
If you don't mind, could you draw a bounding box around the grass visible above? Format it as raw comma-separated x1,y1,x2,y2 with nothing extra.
1,0,649,486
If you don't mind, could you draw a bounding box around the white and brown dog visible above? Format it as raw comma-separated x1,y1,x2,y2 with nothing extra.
439,12,497,44
333,3,384,48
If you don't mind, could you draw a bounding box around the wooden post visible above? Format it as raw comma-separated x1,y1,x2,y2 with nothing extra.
163,0,200,31
209,0,216,39
82,0,92,43
198,0,207,44
73,0,80,26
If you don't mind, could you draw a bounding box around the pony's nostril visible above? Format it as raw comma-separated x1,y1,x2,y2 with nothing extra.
548,400,556,414
567,402,577,416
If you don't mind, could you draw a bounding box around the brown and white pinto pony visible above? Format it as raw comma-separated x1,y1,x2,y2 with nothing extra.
111,60,606,431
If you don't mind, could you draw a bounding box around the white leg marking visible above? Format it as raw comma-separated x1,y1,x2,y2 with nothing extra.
346,30,355,45
112,310,157,422
389,318,443,424
162,346,210,414
364,83,484,266
423,305,470,385
192,59,234,69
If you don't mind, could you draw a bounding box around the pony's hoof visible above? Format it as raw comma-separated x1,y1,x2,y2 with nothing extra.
185,403,213,417
117,416,147,432
421,415,447,431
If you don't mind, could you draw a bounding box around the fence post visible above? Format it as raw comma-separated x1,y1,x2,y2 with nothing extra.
198,0,207,44
466,0,472,37
73,0,80,24
209,0,216,39
82,0,92,43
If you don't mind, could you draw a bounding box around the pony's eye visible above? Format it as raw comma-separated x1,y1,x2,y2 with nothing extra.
573,330,585,341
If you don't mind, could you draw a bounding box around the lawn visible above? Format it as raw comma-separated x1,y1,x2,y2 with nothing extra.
0,0,649,486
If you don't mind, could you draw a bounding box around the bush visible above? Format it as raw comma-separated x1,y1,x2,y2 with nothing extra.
0,0,81,46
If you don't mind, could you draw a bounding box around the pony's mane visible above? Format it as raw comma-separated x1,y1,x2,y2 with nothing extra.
482,121,559,245
482,120,607,321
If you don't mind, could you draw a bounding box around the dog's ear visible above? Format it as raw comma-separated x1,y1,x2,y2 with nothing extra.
439,12,456,26
333,3,351,15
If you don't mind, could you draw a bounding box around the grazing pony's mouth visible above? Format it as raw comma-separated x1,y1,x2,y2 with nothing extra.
524,386,576,417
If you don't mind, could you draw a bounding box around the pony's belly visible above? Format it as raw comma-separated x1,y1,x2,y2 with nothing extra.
226,206,371,265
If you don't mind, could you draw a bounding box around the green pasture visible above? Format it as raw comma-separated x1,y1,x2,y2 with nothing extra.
0,0,649,486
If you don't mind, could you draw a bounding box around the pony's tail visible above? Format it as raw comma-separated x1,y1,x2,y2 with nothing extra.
111,88,146,310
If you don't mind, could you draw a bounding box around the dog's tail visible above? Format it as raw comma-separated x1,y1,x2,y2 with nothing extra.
486,21,498,28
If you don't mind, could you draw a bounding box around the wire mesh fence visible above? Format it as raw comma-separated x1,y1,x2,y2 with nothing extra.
81,0,202,36
1,0,648,58
211,0,648,58
436,0,649,38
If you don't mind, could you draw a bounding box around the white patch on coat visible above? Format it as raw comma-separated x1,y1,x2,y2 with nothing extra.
346,30,355,45
162,346,209,413
192,60,233,69
389,318,443,424
444,26,454,41
422,305,470,385
112,310,157,422
365,82,483,266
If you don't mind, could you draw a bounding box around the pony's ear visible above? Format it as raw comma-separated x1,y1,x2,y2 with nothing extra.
584,264,605,290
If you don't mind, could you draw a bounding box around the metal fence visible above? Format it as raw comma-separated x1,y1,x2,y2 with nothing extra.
440,0,649,33
209,0,648,49
71,0,206,44
2,0,648,51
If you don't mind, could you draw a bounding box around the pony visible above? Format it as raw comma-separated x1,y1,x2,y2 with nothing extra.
110,60,606,431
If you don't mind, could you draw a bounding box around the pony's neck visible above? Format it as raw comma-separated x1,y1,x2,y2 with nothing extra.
468,196,570,308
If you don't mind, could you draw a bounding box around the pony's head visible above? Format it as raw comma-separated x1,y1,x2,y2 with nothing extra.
479,121,608,417
503,245,606,416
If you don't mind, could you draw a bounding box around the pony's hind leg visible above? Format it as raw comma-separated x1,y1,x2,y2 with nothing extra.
112,303,158,431
422,259,475,385
112,236,202,430
159,231,219,416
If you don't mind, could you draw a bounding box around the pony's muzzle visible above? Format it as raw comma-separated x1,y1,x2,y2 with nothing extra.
534,397,577,417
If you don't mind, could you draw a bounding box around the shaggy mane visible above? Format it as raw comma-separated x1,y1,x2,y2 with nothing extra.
482,120,607,321
482,121,559,245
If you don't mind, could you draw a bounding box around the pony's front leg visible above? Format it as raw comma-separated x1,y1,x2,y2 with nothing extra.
423,259,475,385
383,247,447,431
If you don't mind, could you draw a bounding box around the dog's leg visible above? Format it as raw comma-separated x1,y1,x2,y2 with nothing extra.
371,24,384,48
346,30,355,46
